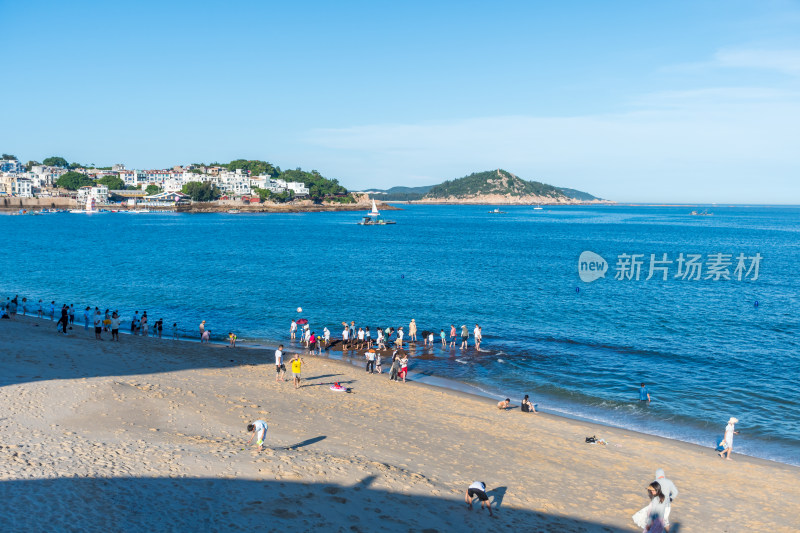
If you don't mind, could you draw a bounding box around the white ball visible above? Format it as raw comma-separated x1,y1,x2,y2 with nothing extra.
296,307,303,313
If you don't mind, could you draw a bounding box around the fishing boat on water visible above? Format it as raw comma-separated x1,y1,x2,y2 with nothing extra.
358,199,396,225
488,208,507,214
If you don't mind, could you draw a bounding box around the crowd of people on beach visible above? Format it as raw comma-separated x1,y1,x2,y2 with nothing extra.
1,293,181,343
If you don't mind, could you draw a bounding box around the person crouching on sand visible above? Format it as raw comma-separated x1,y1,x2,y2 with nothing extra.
246,420,268,450
465,481,493,516
201,329,210,343
497,398,511,410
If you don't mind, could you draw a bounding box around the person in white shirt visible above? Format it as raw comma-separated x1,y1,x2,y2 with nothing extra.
396,327,404,349
290,320,297,340
342,327,350,350
246,420,268,450
719,417,739,460
110,312,121,341
465,481,493,516
323,327,330,347
275,345,286,382
474,324,482,350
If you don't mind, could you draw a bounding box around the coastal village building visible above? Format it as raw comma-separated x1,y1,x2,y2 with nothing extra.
76,185,109,205
0,175,33,197
0,159,24,174
3,161,314,200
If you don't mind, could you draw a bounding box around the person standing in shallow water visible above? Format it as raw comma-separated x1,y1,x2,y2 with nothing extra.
639,383,651,403
409,319,417,342
460,325,469,350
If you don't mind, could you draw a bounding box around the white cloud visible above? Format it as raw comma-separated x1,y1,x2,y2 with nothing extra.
714,48,800,75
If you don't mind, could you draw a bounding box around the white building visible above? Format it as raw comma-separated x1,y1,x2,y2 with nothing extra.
0,175,33,197
287,181,309,196
77,185,109,205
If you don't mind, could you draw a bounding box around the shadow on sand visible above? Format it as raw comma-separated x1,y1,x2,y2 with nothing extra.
0,476,629,532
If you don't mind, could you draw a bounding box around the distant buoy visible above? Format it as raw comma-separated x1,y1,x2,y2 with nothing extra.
296,307,303,313
754,301,759,308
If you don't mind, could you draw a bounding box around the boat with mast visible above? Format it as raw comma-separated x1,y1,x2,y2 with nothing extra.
358,199,396,225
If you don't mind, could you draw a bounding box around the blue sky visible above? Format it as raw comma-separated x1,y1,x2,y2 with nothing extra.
2,1,799,203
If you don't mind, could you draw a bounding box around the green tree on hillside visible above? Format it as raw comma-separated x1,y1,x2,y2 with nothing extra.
280,168,347,201
55,171,94,190
2,153,17,160
182,181,221,201
97,175,125,190
226,159,281,177
43,156,69,168
145,184,160,195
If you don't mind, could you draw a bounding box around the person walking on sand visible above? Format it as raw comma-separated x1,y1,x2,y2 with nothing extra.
389,350,400,381
365,349,376,374
398,353,409,383
94,307,103,340
290,353,306,389
449,324,457,347
637,482,668,532
275,345,286,382
21,297,27,316
375,351,383,374
653,469,678,528
639,383,651,403
465,481,493,516
84,306,91,330
290,319,297,340
718,417,739,460
69,304,75,324
172,322,178,340
37,299,43,318
409,319,417,342
199,320,206,339
246,420,268,451
460,325,469,350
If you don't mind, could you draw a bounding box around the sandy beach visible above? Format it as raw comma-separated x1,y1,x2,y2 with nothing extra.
1,315,797,532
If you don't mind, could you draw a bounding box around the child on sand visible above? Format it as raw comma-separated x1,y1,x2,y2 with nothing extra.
246,420,268,450
497,398,511,410
465,481,493,516
228,332,237,348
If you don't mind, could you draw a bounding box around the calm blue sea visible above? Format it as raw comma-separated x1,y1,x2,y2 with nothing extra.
2,205,799,465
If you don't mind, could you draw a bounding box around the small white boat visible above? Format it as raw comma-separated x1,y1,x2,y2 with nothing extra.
358,199,396,225
227,209,241,214
534,204,543,210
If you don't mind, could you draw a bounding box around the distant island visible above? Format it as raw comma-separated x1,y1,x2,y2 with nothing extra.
365,169,608,204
